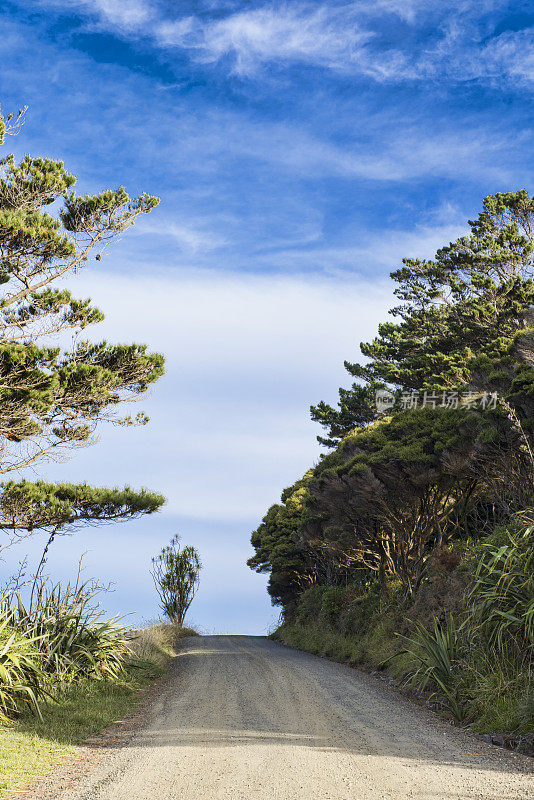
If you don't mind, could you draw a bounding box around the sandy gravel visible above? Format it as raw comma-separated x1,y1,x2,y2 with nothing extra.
47,635,531,800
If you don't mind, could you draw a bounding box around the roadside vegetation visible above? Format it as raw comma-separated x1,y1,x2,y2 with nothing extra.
0,105,196,793
250,190,534,752
152,535,202,625
0,622,197,798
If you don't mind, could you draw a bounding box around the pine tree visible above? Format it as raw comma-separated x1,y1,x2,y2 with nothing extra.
0,104,165,554
313,191,534,446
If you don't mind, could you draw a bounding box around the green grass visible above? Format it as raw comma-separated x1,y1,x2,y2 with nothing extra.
0,624,197,798
274,614,532,750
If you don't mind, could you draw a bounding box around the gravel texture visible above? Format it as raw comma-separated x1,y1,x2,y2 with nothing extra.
19,635,534,799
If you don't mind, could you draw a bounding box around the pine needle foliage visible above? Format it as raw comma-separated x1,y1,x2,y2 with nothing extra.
0,103,166,550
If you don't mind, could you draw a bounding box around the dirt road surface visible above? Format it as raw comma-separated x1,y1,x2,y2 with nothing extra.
49,635,532,800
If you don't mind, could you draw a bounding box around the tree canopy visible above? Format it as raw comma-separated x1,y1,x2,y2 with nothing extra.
250,190,534,613
248,472,318,611
312,191,534,447
0,104,165,558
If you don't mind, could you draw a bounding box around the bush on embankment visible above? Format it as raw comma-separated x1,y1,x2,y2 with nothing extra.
273,526,533,753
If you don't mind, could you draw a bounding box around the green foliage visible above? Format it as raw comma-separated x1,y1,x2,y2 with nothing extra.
0,105,164,483
0,610,46,722
275,522,533,743
251,189,533,615
151,535,202,625
310,382,381,448
5,581,130,685
393,616,465,721
468,526,533,653
0,480,165,533
303,407,491,594
248,471,317,609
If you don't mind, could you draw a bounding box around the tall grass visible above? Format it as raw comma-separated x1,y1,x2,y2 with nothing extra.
0,612,47,722
4,581,130,686
469,526,533,654
392,616,465,721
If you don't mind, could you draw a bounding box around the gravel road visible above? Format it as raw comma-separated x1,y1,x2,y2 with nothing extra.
51,635,532,800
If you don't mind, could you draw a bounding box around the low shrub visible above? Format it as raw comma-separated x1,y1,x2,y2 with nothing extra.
392,615,465,721
0,610,47,722
5,581,130,686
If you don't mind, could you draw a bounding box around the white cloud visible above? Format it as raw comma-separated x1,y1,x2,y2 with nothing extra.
197,115,519,184
38,0,532,86
49,267,393,520
156,4,374,75
260,214,469,273
35,0,534,88
45,0,152,31
477,29,534,84
140,219,229,252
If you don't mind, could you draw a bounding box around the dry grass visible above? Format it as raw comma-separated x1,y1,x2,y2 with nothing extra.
127,623,197,665
0,623,198,798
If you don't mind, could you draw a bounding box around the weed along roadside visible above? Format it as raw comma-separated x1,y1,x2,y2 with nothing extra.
0,624,197,799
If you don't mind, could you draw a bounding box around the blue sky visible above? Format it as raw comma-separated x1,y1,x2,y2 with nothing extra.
1,0,533,632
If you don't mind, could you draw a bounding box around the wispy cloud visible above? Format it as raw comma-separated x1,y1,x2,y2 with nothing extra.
259,212,469,274
156,4,374,75
140,219,229,253
476,28,534,84
45,0,153,31
36,0,534,86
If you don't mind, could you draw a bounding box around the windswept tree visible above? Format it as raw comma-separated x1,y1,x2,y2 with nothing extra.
151,535,201,625
0,104,165,552
248,472,322,614
303,408,495,595
0,481,165,585
313,190,534,447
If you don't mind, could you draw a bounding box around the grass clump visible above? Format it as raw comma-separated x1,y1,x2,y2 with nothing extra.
0,623,197,798
0,615,47,723
4,581,131,687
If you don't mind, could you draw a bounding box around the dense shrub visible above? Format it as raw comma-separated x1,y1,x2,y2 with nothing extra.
0,609,46,722
4,581,130,688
